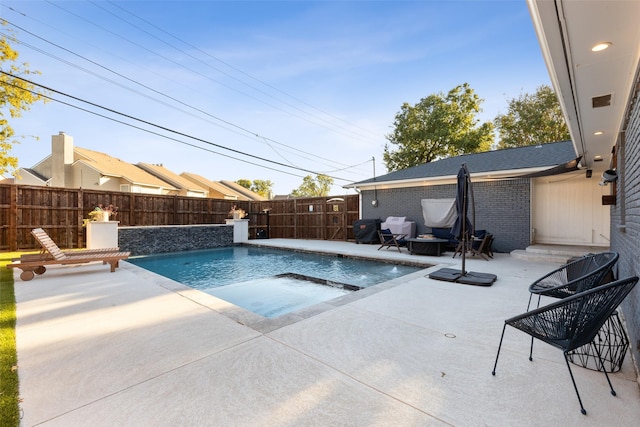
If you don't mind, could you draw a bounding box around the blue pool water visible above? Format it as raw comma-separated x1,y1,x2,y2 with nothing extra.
129,246,422,318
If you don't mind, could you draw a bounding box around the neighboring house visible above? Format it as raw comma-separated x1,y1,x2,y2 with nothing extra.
272,194,294,200
23,132,179,194
181,172,265,201
526,0,640,375
220,180,267,201
346,141,611,253
137,163,208,198
4,168,49,186
13,132,266,200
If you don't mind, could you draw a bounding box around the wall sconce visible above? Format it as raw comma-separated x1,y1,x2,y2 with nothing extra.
599,169,618,186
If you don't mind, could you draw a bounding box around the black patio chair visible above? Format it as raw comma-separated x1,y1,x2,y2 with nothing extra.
377,229,406,252
471,233,494,260
527,251,619,311
492,276,638,415
526,252,620,370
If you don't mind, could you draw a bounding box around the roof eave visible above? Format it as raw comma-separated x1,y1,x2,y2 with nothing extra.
526,0,584,159
344,166,553,190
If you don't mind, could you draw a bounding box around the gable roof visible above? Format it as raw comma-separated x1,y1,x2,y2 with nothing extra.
74,147,178,190
346,141,578,189
21,133,269,198
220,180,267,201
137,163,207,195
21,168,49,183
180,172,261,201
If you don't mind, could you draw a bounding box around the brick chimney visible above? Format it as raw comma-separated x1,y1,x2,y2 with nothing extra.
50,132,74,188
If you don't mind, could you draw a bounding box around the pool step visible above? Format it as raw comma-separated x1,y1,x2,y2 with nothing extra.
275,273,362,291
510,244,610,264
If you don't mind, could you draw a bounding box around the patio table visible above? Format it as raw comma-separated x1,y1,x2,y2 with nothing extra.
406,238,449,256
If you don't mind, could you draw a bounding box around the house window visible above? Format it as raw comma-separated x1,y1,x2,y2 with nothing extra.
120,184,131,193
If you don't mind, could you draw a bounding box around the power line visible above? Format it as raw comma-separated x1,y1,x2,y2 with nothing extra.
1,70,359,182
44,0,377,149
2,14,374,177
104,0,381,140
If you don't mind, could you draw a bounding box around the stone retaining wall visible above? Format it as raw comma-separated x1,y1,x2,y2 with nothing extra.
118,224,233,255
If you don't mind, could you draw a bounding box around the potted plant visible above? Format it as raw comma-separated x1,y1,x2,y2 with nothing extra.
229,205,246,220
88,203,118,222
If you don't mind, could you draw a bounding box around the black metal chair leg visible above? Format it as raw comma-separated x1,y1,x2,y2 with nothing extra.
492,324,507,375
592,341,617,396
563,352,587,415
528,337,535,361
527,294,544,360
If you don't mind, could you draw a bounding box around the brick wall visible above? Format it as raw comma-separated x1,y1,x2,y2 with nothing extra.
360,179,530,253
610,93,640,373
118,224,233,255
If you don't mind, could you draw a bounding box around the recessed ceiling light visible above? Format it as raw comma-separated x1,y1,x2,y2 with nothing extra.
592,42,612,52
594,130,604,135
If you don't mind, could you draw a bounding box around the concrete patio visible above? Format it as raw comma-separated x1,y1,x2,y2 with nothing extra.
13,239,640,426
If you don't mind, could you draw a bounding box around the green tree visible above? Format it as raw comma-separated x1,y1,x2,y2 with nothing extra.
1,30,49,176
494,84,570,148
250,179,273,198
383,83,494,172
291,174,333,197
235,179,273,198
235,179,252,189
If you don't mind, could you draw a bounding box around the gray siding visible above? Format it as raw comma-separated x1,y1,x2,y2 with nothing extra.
610,94,640,373
360,179,530,253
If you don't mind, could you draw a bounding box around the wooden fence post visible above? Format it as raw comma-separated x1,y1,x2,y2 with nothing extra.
78,188,84,248
294,198,298,239
9,185,17,251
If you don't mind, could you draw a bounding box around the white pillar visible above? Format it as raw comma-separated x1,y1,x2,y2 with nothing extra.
225,219,249,243
86,221,119,249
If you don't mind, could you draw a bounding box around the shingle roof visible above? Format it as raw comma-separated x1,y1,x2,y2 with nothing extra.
350,141,577,186
220,180,267,201
180,172,260,201
22,168,49,182
137,163,207,193
74,147,178,189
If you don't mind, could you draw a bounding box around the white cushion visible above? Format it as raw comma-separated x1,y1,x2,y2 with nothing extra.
385,216,406,224
381,218,415,237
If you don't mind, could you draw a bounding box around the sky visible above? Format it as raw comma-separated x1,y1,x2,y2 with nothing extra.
1,0,551,196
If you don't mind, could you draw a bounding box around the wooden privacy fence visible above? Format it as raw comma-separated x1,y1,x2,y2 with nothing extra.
0,184,361,251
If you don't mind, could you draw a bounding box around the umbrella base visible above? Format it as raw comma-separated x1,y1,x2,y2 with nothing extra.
428,268,496,286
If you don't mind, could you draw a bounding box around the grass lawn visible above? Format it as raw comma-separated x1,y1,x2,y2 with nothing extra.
0,252,20,427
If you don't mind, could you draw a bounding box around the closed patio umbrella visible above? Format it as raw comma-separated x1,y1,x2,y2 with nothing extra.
429,163,496,286
451,163,474,275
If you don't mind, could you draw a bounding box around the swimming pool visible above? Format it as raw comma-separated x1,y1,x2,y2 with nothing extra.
129,246,422,318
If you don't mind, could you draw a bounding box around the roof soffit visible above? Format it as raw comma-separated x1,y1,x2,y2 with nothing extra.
527,0,640,168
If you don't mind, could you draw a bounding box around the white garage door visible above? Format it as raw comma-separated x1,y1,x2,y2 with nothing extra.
532,173,610,246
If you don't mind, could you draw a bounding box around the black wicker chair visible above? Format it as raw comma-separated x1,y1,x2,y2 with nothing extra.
492,276,638,415
527,251,619,311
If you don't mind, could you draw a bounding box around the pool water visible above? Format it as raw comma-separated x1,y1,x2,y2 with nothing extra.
208,275,351,318
129,246,422,317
